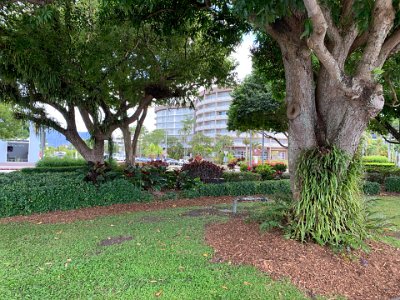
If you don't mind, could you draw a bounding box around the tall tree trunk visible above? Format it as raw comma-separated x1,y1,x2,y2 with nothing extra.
121,124,133,165
131,108,148,164
281,44,318,198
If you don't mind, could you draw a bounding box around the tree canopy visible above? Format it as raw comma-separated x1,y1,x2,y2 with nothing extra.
0,104,29,140
227,73,287,134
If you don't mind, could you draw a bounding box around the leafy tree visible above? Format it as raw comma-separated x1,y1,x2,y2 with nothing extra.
179,117,195,158
231,0,400,246
1,0,237,164
0,104,29,140
166,136,184,159
142,129,166,148
189,133,213,158
228,73,288,147
143,143,163,159
213,134,233,164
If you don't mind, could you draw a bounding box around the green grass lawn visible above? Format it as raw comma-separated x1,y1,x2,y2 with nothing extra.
0,197,399,300
0,206,307,300
370,196,400,247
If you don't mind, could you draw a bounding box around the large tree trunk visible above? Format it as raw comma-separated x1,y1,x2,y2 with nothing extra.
65,130,105,163
121,124,133,165
281,43,318,198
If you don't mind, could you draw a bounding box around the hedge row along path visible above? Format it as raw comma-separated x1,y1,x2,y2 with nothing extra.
0,196,234,224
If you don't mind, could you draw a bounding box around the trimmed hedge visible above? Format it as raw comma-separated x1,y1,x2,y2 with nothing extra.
363,162,395,168
36,157,87,167
385,176,400,192
362,156,389,163
21,166,87,174
364,164,400,184
222,172,261,182
181,180,291,198
363,181,380,195
0,172,152,217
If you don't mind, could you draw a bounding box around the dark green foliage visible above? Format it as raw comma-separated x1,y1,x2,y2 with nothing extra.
227,73,287,133
181,160,224,183
0,172,152,217
21,166,86,174
364,172,386,184
385,176,400,192
363,181,381,195
84,162,121,184
362,156,389,163
272,163,287,173
36,157,87,167
124,162,200,191
181,180,291,198
176,171,202,190
222,171,261,182
250,193,293,231
124,162,169,191
290,147,367,248
364,164,400,183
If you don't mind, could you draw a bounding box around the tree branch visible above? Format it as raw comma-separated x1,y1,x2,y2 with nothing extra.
262,132,288,149
303,0,352,94
377,27,400,68
79,107,95,133
14,109,66,135
382,135,400,144
356,0,395,79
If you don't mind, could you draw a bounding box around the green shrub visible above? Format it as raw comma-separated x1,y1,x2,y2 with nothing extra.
271,163,287,172
364,172,386,184
254,164,275,180
363,162,395,167
182,180,291,198
36,157,87,167
21,166,87,174
363,164,400,184
384,176,400,192
362,156,389,163
239,162,249,172
222,172,261,182
362,181,380,195
0,172,152,217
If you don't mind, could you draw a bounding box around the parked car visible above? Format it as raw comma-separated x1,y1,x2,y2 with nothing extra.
135,157,151,163
165,158,180,165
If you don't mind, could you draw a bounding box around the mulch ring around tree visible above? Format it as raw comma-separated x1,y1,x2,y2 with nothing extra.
0,196,235,224
205,218,400,300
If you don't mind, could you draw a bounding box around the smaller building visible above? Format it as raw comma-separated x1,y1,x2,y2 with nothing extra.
0,124,41,166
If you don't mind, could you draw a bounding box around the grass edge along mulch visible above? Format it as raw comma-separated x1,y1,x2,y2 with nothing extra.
205,218,400,300
0,196,235,224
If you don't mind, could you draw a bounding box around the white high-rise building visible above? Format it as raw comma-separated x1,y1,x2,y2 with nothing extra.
154,87,288,161
154,106,195,138
195,87,288,160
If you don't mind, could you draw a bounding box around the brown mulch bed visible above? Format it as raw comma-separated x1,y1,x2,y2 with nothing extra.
0,196,234,224
205,218,400,300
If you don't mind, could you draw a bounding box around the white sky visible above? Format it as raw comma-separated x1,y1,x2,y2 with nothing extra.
47,34,254,133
